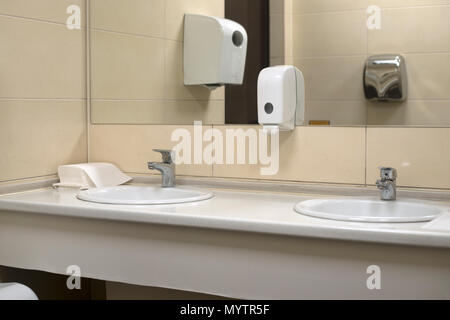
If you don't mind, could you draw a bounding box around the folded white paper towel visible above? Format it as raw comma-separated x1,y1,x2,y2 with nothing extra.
54,163,132,189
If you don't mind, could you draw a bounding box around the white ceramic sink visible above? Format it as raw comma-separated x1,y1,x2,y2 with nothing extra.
77,185,214,205
294,198,444,223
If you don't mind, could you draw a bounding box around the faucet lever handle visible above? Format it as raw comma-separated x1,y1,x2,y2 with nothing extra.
379,167,397,180
153,149,174,164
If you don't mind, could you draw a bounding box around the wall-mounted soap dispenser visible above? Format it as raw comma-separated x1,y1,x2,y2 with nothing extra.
364,54,407,101
257,66,305,131
183,14,248,90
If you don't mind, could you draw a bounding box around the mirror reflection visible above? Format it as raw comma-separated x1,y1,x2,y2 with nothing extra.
90,0,450,127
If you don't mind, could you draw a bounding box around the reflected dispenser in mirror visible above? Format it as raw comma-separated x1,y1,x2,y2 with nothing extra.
364,54,407,101
257,66,305,131
183,14,248,90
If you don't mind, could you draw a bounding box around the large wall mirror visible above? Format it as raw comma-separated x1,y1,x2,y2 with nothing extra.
90,0,450,127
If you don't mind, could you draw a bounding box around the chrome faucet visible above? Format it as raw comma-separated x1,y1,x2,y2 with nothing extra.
148,149,175,188
376,167,397,201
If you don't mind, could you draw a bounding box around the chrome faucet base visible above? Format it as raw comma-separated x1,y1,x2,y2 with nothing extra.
148,149,176,188
376,180,397,201
375,167,397,201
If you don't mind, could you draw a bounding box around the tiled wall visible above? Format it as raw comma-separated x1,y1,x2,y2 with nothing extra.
89,0,450,191
90,125,450,189
89,0,225,125
90,124,212,177
1,1,448,191
0,1,87,183
288,0,450,126
367,128,450,189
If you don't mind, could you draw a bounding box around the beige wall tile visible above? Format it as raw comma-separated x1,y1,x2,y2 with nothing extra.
367,128,450,189
279,126,365,184
406,54,450,100
0,0,85,25
292,0,450,14
91,100,224,125
211,125,269,180
165,0,224,41
306,101,367,126
294,56,366,101
284,0,293,15
164,40,225,101
292,0,368,14
284,6,293,61
367,100,450,126
372,0,450,9
91,30,165,100
292,10,367,57
0,100,87,182
89,125,213,177
213,126,366,185
90,0,164,37
270,57,285,67
368,6,450,54
0,16,85,99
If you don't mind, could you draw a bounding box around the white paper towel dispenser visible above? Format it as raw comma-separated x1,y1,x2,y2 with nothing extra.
257,66,305,131
183,14,248,90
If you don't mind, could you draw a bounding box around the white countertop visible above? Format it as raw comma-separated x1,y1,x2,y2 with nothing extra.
0,185,450,248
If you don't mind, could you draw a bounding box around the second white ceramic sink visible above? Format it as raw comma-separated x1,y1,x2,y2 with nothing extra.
294,198,444,223
77,185,214,205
